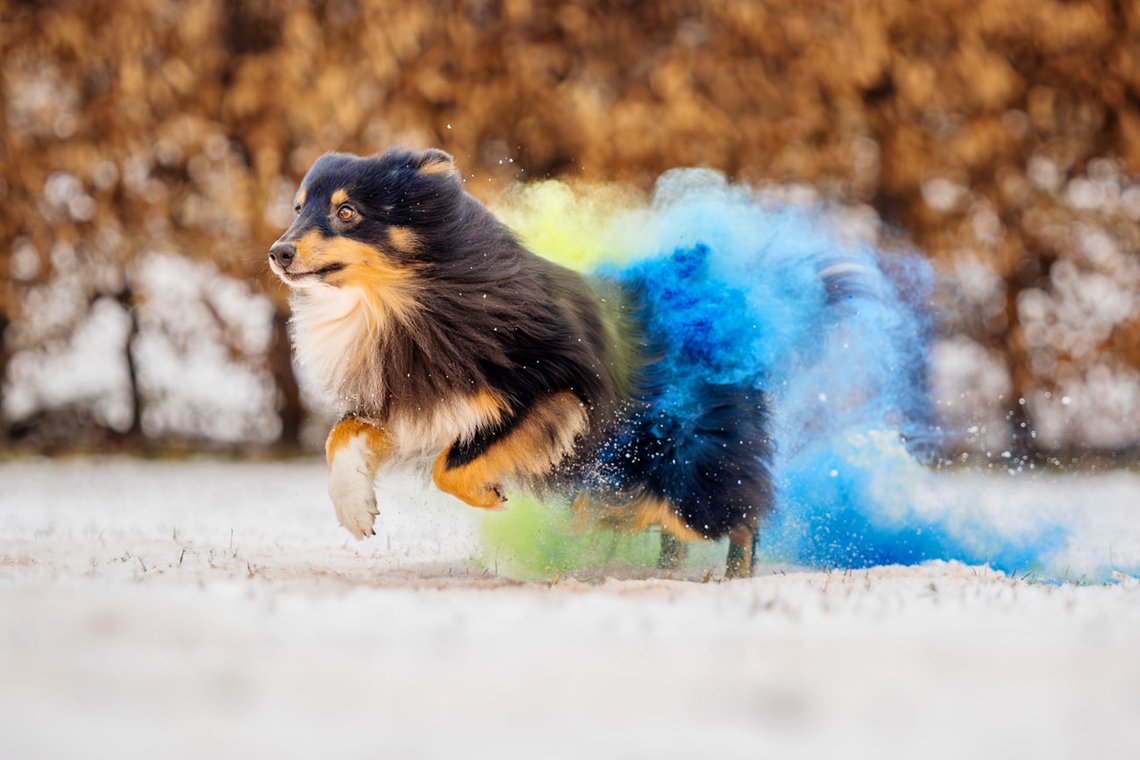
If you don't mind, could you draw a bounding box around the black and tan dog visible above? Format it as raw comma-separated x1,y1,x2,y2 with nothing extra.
269,148,772,577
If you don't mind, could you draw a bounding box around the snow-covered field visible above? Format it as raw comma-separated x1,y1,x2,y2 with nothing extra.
2,458,1139,759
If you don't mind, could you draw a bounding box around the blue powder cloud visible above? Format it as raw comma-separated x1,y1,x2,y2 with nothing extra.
581,170,1134,582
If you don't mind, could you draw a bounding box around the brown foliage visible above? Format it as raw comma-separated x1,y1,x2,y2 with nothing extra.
1,0,1138,453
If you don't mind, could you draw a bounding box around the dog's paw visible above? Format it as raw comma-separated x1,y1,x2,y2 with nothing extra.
464,482,508,510
330,482,378,539
328,443,379,539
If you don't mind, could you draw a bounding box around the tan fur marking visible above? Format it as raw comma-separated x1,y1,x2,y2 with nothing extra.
418,156,457,177
471,388,508,424
432,392,587,509
572,492,704,543
296,188,307,207
387,226,419,254
330,188,350,207
293,231,421,332
326,417,392,468
630,496,705,542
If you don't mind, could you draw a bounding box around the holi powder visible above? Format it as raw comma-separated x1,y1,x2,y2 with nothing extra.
478,170,1139,583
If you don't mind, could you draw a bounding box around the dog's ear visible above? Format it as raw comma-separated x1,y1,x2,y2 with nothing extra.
414,148,458,178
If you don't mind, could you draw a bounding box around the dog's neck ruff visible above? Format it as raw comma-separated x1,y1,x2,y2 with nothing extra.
289,283,508,456
289,285,387,414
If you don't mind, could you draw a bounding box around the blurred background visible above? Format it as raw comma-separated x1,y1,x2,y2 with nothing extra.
1,0,1137,462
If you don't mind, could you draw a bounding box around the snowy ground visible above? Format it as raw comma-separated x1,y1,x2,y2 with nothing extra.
2,458,1139,760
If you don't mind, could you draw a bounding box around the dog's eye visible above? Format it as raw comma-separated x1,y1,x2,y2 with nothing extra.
336,204,356,221
293,203,301,215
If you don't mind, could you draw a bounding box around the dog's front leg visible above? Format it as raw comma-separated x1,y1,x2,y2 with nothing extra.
326,416,393,538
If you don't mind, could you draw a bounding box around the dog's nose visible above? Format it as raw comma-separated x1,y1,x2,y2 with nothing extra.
269,242,296,268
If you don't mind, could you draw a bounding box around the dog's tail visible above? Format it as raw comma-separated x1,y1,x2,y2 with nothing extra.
820,258,878,305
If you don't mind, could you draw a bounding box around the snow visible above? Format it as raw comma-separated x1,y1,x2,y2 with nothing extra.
2,458,1140,759
3,252,279,442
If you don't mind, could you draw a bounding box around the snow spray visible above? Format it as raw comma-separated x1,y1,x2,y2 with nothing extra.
481,169,1137,583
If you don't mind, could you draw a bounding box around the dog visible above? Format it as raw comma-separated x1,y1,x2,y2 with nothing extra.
269,147,773,578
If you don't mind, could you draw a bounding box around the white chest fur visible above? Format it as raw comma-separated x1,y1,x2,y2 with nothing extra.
384,396,504,458
289,286,383,410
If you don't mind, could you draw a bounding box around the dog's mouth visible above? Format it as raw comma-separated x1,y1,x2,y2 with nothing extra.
275,262,347,285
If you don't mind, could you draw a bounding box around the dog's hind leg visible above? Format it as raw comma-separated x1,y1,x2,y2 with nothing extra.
326,416,393,539
657,531,688,571
725,525,755,579
433,391,587,509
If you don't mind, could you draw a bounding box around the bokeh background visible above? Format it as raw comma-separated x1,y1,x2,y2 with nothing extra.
2,0,1138,462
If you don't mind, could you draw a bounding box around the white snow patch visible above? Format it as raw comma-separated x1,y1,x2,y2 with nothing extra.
3,296,135,428
1,459,1139,760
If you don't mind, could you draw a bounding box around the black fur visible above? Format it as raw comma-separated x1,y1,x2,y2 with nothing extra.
282,148,621,426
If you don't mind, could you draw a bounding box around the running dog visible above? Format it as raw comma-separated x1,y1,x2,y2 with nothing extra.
269,148,773,577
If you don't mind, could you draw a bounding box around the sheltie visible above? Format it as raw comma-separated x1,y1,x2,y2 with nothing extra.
270,147,782,577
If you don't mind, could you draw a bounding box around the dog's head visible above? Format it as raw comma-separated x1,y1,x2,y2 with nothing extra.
268,147,461,290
